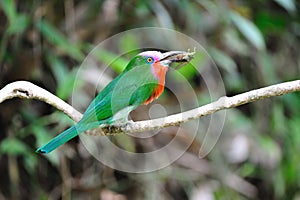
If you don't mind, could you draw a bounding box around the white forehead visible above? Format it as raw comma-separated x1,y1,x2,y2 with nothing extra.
138,51,163,61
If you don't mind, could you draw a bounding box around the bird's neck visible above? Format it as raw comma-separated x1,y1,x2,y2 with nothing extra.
151,62,168,85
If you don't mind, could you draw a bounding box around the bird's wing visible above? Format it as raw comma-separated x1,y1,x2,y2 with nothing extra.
81,64,158,124
80,92,114,124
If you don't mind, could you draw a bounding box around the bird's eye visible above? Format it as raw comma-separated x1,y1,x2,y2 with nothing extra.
146,57,154,63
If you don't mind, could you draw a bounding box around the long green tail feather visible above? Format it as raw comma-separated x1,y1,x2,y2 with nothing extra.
36,125,81,154
36,119,110,154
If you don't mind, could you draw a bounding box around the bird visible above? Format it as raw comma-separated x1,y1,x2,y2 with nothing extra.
36,50,195,154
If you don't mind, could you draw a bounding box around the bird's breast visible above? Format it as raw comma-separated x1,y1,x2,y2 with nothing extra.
144,63,168,105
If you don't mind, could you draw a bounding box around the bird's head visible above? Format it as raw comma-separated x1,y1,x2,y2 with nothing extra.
124,50,195,71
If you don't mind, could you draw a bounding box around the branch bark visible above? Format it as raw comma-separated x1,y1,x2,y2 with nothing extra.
1,80,300,135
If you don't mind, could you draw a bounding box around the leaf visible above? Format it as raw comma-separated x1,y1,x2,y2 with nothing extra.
1,1,29,35
274,0,296,14
209,47,237,74
32,125,59,165
0,138,28,155
56,71,77,100
230,11,265,50
37,20,84,61
47,55,77,99
7,14,30,34
24,153,38,174
176,50,205,80
255,12,288,35
223,28,249,55
119,33,139,54
0,138,38,174
1,0,17,22
173,63,196,81
91,47,129,73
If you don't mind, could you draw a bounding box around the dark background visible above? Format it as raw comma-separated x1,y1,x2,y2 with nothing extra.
0,0,300,199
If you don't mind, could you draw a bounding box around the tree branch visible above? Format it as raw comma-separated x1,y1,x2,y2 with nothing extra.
0,81,83,122
1,80,300,135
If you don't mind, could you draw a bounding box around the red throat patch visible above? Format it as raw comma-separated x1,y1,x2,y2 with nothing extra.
143,62,168,105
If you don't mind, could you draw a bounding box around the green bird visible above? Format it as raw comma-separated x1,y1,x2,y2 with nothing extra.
36,50,194,154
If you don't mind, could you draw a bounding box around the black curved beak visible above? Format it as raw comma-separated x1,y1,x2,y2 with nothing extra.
159,50,195,67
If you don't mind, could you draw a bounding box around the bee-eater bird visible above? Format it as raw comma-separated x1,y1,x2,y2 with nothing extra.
36,50,194,154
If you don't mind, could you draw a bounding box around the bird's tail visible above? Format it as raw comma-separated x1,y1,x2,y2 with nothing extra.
36,124,82,154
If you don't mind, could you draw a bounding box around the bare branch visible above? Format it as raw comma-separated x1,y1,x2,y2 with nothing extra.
1,80,300,135
0,81,83,122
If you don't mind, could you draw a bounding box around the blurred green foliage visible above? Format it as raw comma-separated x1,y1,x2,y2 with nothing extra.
0,0,300,199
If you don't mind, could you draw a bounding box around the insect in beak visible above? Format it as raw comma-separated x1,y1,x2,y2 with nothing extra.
160,48,196,69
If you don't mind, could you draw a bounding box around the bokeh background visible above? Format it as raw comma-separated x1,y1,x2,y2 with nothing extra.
0,0,300,199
